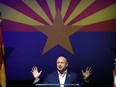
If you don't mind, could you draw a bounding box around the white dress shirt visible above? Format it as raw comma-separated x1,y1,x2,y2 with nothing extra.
58,70,67,87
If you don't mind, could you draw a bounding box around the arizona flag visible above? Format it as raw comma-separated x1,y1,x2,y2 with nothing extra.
0,13,6,87
0,0,115,81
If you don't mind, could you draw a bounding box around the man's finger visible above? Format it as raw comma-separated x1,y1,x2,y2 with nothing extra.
81,70,84,73
40,70,42,73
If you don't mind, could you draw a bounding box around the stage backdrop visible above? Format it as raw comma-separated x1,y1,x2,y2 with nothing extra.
0,0,116,81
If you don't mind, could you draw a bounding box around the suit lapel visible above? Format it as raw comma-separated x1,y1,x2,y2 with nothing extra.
55,71,60,83
54,71,60,87
64,71,71,84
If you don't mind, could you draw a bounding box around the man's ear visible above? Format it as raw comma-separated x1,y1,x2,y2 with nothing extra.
66,62,68,67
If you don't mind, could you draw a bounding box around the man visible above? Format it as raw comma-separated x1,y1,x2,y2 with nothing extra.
31,56,92,87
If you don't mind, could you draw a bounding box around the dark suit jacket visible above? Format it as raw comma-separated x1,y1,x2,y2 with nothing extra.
37,70,83,87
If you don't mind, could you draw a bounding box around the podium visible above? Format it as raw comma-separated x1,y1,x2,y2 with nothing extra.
35,84,80,87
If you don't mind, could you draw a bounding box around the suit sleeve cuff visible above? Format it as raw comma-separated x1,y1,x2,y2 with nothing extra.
33,78,40,84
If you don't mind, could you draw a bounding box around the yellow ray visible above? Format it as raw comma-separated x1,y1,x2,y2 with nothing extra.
61,0,71,19
65,0,95,25
0,2,43,26
73,3,116,26
46,0,56,19
22,0,52,25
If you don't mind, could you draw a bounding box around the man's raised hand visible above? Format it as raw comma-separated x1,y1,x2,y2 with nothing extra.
31,66,42,79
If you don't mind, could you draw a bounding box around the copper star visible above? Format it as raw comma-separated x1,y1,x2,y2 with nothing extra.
34,10,83,54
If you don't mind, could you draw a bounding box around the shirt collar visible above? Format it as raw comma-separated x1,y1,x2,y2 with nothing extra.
58,70,67,77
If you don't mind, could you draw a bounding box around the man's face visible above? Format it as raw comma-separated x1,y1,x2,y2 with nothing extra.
56,56,68,72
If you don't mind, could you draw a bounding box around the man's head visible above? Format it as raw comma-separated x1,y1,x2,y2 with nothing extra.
56,56,68,73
